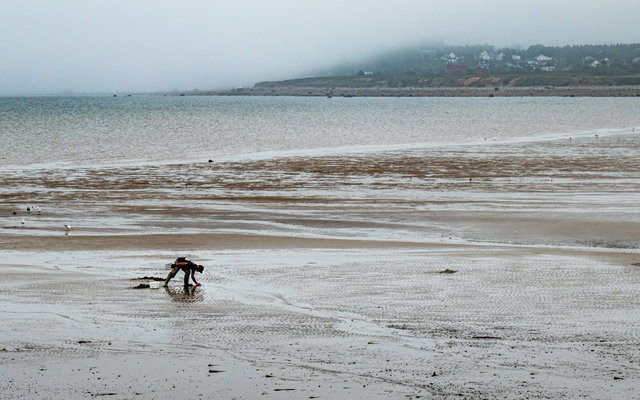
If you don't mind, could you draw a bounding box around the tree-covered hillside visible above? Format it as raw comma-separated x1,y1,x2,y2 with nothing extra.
320,43,640,75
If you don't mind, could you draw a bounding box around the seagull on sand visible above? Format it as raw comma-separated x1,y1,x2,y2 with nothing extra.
21,218,25,226
64,224,71,231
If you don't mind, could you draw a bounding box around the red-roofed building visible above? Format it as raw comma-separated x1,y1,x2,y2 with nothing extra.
446,65,467,74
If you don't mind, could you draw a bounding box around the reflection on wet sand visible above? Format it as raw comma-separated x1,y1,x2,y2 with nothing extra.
164,285,204,303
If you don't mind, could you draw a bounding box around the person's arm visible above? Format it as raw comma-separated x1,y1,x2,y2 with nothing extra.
191,270,200,286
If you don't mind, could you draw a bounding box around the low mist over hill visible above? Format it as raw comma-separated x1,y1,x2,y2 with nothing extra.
314,43,640,76
245,43,640,93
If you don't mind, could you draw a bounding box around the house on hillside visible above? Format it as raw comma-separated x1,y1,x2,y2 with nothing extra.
477,60,492,70
535,54,553,62
504,62,520,70
479,50,494,61
526,54,557,71
441,52,462,64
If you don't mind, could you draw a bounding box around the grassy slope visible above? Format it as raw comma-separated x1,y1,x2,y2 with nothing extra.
255,72,640,88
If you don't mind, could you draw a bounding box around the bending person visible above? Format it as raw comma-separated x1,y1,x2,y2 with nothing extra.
163,257,204,287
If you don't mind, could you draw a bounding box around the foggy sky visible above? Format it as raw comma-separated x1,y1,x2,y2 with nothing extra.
1,0,639,94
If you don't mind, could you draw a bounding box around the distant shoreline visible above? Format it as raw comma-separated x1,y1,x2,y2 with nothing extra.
204,85,640,98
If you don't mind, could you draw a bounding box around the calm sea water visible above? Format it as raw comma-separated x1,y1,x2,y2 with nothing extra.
1,95,638,168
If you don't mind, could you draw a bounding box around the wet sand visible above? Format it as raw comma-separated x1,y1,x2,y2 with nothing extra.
2,131,640,399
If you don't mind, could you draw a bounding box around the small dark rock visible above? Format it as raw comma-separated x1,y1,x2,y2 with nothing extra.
133,276,164,281
132,284,150,289
440,269,457,274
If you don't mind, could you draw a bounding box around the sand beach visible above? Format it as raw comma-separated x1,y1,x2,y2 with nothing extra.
1,96,639,399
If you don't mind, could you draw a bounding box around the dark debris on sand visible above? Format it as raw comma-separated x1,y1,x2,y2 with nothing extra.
132,283,150,289
132,276,165,281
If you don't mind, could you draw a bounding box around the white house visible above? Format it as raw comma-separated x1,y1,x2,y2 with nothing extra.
440,52,461,64
479,50,493,61
535,54,553,62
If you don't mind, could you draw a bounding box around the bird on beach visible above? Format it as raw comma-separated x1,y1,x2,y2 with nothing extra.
21,218,25,226
37,207,41,215
64,224,71,231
